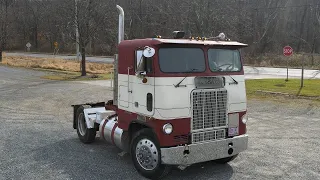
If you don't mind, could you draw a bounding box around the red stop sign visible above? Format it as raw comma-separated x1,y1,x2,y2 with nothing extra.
283,46,293,56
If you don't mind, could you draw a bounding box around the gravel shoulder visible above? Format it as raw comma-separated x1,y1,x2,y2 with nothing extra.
0,66,319,180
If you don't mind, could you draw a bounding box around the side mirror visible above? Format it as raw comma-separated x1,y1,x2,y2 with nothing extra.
136,71,146,78
135,46,155,78
136,55,146,78
143,46,155,58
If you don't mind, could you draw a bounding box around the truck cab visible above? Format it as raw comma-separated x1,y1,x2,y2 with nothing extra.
116,37,248,146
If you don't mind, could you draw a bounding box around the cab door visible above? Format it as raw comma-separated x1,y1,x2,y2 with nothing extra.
131,49,155,116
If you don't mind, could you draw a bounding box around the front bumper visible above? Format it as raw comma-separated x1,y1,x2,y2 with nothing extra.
160,134,248,165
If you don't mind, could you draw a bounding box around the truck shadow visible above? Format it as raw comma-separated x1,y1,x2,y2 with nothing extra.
167,162,234,180
33,137,234,180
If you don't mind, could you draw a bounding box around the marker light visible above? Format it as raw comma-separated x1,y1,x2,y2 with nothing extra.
242,114,248,124
142,78,148,83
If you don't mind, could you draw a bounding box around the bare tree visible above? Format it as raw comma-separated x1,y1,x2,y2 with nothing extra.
0,0,14,61
74,0,110,76
1,0,320,67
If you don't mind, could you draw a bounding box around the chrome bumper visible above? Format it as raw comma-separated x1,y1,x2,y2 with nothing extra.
160,135,248,165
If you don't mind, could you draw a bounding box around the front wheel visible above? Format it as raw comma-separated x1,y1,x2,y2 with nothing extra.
76,106,96,144
131,129,171,179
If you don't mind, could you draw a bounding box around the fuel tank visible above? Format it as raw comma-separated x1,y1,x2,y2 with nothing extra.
99,116,128,150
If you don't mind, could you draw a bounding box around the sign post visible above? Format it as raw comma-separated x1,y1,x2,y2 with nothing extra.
53,42,59,55
283,46,293,81
301,54,305,88
26,42,32,52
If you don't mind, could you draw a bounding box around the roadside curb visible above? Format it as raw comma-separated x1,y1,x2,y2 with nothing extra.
255,90,320,100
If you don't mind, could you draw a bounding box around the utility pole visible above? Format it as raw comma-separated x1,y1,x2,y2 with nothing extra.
75,0,80,63
139,0,143,37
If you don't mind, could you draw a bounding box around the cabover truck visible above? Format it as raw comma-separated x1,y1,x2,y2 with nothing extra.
72,5,249,179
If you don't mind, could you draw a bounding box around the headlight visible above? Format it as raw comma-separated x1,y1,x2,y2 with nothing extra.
242,114,248,124
163,123,173,134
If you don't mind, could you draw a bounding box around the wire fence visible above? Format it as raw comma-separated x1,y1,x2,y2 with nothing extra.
244,53,320,69
244,53,320,99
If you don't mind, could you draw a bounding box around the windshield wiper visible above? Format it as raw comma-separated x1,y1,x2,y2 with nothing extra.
174,68,198,88
228,75,238,85
214,64,238,85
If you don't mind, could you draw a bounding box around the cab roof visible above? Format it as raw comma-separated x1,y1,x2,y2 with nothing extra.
154,38,248,46
119,38,248,48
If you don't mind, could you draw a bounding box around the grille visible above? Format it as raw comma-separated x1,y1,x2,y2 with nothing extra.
174,134,189,144
192,129,226,143
192,89,228,131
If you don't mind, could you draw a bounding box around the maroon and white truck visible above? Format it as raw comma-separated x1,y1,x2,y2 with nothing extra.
72,5,249,179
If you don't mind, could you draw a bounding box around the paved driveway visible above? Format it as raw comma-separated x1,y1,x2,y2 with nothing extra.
0,66,319,180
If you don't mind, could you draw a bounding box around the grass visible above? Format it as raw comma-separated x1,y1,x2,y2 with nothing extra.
1,55,113,81
246,79,320,98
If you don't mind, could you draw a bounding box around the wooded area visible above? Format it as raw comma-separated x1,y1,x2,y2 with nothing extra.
1,0,320,64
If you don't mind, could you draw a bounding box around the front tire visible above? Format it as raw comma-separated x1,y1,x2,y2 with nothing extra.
76,106,96,144
130,129,171,179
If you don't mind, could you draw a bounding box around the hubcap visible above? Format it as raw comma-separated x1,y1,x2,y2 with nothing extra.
135,139,159,171
77,113,87,136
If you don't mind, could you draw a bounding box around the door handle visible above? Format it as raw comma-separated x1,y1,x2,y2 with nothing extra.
127,66,133,94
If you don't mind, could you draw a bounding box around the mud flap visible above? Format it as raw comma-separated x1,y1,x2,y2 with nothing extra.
72,102,106,129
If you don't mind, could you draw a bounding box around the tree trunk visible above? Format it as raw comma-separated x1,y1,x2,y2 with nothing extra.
297,5,308,52
0,48,2,62
1,0,9,56
34,26,38,50
81,46,86,76
311,38,315,66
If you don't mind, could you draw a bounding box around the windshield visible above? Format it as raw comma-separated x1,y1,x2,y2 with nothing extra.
208,49,241,72
159,48,206,73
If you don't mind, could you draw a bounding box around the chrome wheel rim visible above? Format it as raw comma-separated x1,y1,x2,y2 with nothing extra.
135,138,159,171
77,113,87,136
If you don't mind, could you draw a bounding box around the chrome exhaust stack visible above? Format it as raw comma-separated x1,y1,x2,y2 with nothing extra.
113,5,124,106
116,5,124,44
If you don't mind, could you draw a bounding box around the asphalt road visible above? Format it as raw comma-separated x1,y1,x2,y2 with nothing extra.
0,66,320,180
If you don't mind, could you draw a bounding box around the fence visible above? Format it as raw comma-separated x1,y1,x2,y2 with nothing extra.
244,53,320,70
244,53,320,99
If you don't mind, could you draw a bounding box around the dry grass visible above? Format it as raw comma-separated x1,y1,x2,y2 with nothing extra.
41,71,112,81
1,55,113,74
